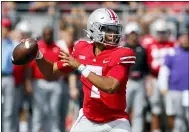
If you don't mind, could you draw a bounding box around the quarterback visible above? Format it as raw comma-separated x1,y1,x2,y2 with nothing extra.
34,8,136,132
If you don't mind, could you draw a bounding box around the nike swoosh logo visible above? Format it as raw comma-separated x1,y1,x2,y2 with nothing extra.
103,60,109,63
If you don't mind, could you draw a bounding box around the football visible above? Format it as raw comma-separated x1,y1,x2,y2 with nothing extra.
12,38,38,65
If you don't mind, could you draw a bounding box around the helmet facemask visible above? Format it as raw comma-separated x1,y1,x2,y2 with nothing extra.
155,30,169,42
84,22,123,46
101,24,122,45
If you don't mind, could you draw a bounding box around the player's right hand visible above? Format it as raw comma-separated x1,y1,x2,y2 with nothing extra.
59,49,81,69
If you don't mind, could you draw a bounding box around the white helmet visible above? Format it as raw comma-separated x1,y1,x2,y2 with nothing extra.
84,8,123,45
124,21,140,35
150,19,169,37
16,20,32,34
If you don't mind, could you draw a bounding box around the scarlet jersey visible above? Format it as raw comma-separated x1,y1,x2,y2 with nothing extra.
13,64,27,85
145,41,174,77
57,40,136,123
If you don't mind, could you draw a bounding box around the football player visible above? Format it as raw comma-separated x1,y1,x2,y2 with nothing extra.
33,8,136,132
158,31,189,132
145,19,175,132
124,21,149,132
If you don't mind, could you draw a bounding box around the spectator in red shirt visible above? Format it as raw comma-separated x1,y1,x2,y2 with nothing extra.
26,26,63,132
145,19,175,132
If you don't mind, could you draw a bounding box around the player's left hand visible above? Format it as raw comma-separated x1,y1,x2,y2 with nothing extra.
59,49,81,69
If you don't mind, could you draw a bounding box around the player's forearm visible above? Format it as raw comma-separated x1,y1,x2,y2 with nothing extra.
77,64,120,93
87,72,120,94
35,58,62,80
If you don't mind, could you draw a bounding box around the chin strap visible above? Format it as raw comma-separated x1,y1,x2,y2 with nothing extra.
83,29,119,47
83,29,104,43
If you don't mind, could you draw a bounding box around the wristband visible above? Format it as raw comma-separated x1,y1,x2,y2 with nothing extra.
35,50,43,60
77,64,90,78
82,68,90,78
78,64,86,72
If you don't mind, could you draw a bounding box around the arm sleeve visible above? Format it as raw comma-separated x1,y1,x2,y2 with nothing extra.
119,49,136,65
107,64,129,83
107,48,135,82
56,61,74,73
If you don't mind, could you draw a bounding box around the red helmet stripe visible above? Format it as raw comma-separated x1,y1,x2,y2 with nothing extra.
107,9,117,21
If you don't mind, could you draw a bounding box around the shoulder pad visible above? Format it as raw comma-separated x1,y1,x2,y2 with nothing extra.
72,40,93,56
73,40,93,49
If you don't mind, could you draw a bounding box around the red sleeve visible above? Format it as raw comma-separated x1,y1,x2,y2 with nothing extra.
56,61,73,73
118,48,136,66
71,40,87,58
107,64,129,83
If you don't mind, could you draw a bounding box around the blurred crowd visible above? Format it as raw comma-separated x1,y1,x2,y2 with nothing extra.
1,1,189,132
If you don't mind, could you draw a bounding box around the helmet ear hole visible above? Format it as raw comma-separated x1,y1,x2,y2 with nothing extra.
90,29,94,33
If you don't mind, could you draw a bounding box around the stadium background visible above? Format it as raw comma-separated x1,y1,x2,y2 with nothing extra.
1,1,189,132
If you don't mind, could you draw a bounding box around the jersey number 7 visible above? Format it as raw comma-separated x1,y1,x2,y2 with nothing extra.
86,65,103,99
